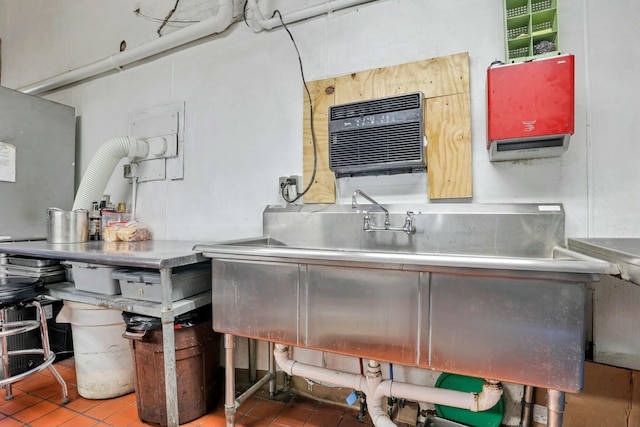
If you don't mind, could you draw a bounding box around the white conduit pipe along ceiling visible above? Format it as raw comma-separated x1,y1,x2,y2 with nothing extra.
274,344,503,427
18,0,378,95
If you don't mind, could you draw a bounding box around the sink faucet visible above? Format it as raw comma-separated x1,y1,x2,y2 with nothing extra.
352,189,391,228
351,189,416,235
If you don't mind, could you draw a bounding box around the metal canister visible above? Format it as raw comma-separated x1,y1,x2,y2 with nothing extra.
46,208,89,243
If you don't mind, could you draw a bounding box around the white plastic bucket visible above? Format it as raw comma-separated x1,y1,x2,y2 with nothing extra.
56,301,134,399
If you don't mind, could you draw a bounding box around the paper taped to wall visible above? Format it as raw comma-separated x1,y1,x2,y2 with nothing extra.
0,142,17,183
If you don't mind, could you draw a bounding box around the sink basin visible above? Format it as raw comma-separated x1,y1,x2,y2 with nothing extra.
196,203,612,392
196,204,612,279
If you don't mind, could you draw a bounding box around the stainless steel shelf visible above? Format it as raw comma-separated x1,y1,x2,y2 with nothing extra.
46,282,212,319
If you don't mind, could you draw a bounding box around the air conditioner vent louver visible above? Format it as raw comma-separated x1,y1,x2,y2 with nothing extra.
328,92,425,176
330,95,422,120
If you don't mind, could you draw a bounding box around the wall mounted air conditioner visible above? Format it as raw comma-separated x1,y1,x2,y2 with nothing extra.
487,54,575,161
328,92,425,177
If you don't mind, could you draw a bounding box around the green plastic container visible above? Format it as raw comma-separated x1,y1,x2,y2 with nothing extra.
504,0,560,63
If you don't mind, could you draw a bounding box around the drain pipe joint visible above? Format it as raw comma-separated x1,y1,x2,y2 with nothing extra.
475,380,504,412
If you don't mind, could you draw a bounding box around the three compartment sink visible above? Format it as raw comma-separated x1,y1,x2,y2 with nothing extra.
196,203,613,392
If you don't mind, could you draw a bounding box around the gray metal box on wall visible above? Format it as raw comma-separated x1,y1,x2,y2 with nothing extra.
0,86,75,239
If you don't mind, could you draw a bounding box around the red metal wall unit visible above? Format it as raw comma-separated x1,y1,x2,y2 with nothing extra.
487,54,574,161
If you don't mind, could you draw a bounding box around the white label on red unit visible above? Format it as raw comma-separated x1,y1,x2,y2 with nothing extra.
523,120,536,132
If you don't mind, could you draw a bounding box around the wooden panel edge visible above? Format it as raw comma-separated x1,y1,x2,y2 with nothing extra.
426,92,472,199
303,78,336,204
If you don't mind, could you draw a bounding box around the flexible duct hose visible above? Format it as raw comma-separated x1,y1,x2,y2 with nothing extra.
72,136,148,212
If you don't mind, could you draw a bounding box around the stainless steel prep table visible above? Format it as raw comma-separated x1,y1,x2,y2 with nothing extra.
0,240,211,427
567,238,639,283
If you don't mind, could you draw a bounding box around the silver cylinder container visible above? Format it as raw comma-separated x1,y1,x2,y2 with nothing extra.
47,208,89,243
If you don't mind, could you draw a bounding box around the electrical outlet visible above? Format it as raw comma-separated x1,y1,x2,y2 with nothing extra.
279,175,303,204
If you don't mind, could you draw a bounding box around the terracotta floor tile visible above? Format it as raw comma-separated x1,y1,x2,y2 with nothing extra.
12,399,59,423
0,386,26,400
0,416,24,426
30,382,69,400
103,404,139,426
0,393,43,415
338,412,374,427
64,396,101,414
189,411,227,427
84,399,130,420
303,411,343,427
289,394,319,412
125,419,149,427
236,395,258,415
236,414,271,427
316,401,347,416
273,405,313,426
29,407,78,427
14,373,53,391
58,414,100,427
245,399,285,420
115,392,137,404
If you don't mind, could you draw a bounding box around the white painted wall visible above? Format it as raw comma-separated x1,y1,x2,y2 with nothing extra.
3,0,637,239
1,0,638,424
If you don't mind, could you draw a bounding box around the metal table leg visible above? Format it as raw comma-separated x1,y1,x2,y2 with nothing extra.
160,268,179,427
269,341,276,398
520,385,534,427
225,334,236,427
547,389,565,427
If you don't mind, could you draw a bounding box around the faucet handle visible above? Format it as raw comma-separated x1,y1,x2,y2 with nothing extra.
403,211,416,234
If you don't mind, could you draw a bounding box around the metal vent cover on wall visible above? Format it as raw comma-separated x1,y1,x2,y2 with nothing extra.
328,92,425,177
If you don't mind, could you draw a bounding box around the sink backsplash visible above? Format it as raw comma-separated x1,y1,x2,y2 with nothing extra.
263,203,565,258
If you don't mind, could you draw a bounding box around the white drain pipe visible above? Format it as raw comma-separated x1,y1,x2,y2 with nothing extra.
273,344,503,427
19,0,234,95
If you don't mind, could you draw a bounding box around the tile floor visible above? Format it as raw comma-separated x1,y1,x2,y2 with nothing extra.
0,357,376,427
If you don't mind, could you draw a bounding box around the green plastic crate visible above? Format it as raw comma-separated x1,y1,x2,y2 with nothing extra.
504,0,560,63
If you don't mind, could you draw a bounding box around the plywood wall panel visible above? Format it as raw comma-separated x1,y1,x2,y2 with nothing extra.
302,79,336,203
302,52,471,203
426,93,472,199
334,51,469,104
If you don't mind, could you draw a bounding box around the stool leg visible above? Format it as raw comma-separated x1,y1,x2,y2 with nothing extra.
0,308,13,400
33,301,69,404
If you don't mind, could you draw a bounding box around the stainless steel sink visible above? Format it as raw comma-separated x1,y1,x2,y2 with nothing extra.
198,204,611,278
196,203,612,392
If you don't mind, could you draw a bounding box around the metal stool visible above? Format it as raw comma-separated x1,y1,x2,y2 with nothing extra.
0,277,68,403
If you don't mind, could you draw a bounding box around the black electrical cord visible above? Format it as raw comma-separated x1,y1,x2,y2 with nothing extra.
243,0,250,28
158,0,181,36
272,9,318,204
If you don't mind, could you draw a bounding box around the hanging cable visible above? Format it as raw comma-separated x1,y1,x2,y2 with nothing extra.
271,9,318,205
133,8,199,26
158,0,182,36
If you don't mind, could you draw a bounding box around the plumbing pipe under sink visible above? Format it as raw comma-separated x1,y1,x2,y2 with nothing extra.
273,344,503,427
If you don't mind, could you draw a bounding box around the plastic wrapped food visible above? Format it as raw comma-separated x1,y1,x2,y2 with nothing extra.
103,221,151,242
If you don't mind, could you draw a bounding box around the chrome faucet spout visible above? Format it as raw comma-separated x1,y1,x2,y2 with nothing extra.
352,190,416,235
352,189,390,219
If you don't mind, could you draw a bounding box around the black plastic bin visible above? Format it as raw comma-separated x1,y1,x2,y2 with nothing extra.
122,307,221,426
